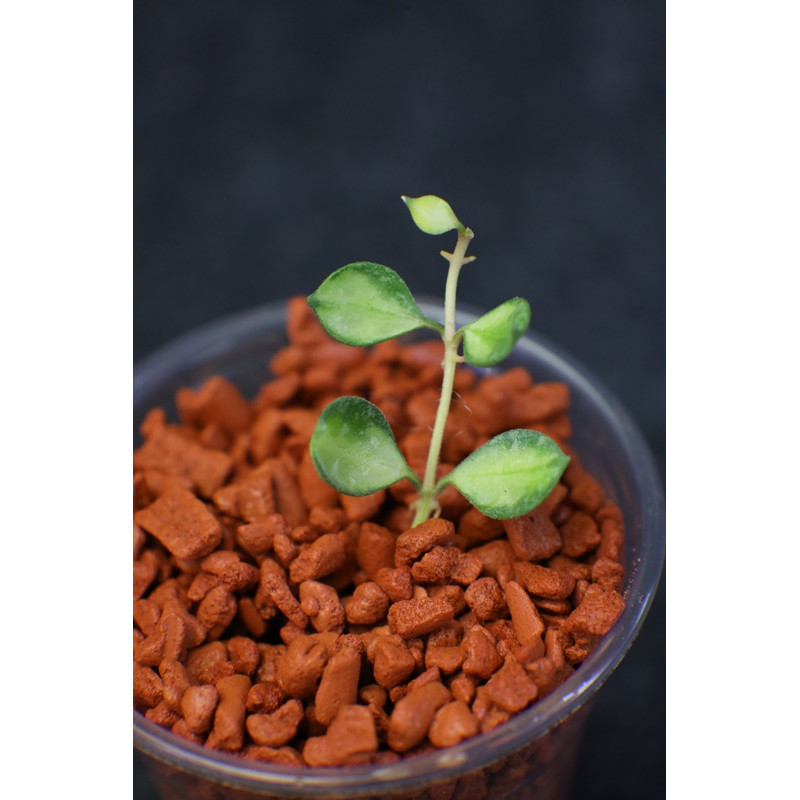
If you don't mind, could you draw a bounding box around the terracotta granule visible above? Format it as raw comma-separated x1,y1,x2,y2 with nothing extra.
133,296,626,768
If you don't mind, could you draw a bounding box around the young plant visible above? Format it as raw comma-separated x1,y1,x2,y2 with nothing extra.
307,195,569,526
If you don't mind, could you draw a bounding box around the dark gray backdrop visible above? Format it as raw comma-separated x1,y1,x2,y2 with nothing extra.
134,2,665,797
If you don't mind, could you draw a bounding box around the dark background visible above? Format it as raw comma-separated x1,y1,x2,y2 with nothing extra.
134,2,664,798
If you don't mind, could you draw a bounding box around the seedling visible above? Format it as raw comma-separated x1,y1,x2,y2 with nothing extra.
308,195,569,526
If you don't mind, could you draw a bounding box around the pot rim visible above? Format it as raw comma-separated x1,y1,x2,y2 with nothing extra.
134,298,665,797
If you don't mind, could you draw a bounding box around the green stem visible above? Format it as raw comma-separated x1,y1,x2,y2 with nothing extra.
412,227,474,526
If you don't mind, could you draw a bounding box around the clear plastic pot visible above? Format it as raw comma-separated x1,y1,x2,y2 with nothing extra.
133,300,664,800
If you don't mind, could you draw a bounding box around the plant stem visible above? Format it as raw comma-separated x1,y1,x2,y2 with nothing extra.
412,227,474,526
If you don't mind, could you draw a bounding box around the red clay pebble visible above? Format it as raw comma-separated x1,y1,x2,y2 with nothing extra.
457,507,505,546
235,515,283,558
464,577,508,622
572,578,590,607
503,581,545,644
177,375,252,436
411,546,459,584
591,556,625,593
565,632,600,665
308,505,346,536
206,674,251,751
451,551,483,585
248,408,284,462
246,682,285,714
372,637,417,689
181,684,220,735
244,745,305,766
387,681,451,752
428,584,467,615
196,585,237,640
288,533,346,583
545,627,567,672
449,673,478,706
159,659,191,714
134,487,222,560
374,567,413,602
187,571,220,603
462,626,504,679
265,458,308,527
328,705,380,764
597,518,625,562
254,644,285,684
513,561,576,600
246,698,304,747
340,490,386,523
356,522,397,578
303,705,378,766
345,581,390,625
133,551,158,600
567,584,626,636
171,719,203,744
186,642,234,685
526,656,559,695
514,636,546,665
470,540,516,578
559,511,602,557
427,620,462,648
161,599,206,649
133,598,161,637
564,460,605,513
139,407,166,438
425,645,466,675
537,482,569,517
502,508,562,562
276,635,328,699
213,468,276,524
299,581,346,633
133,522,147,558
394,518,455,567
257,562,309,629
226,636,260,676
313,645,362,725
285,294,327,344
428,700,480,748
137,609,188,666
145,701,180,729
387,596,455,638
133,426,233,498
237,598,268,639
485,657,539,713
133,664,163,710
201,551,260,591
272,529,299,567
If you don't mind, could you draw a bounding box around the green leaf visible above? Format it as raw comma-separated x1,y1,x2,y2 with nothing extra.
310,397,420,496
401,195,464,235
461,297,531,367
437,429,569,519
307,262,439,346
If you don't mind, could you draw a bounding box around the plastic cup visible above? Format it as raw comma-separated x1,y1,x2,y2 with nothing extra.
134,300,664,800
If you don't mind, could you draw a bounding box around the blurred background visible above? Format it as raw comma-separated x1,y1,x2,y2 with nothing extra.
134,2,664,798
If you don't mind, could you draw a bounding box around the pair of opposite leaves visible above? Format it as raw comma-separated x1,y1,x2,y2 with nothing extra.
305,261,569,521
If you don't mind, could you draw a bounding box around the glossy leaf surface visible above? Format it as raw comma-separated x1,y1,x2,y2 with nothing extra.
307,262,437,346
438,429,569,519
310,396,420,495
461,297,531,367
401,195,464,235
